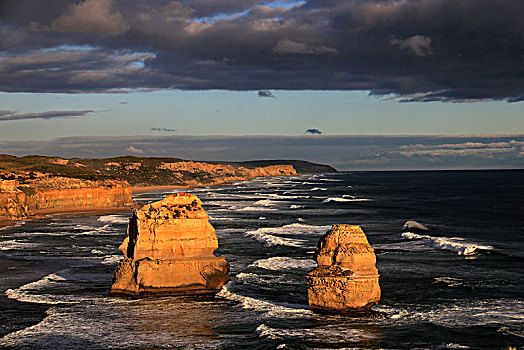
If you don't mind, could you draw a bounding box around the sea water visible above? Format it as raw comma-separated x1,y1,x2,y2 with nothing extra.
0,170,522,349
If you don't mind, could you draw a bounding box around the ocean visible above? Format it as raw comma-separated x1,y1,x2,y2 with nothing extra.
0,170,522,349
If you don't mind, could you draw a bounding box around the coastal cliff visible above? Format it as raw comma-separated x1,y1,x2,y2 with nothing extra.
0,174,132,222
307,225,381,314
0,154,334,224
110,193,230,296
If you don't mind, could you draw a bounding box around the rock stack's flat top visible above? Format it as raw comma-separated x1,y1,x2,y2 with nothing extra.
110,193,229,296
120,193,219,261
307,224,380,313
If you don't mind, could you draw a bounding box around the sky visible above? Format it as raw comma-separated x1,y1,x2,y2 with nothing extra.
0,0,523,170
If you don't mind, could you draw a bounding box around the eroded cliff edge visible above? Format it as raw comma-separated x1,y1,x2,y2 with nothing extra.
110,193,230,296
0,173,132,223
0,154,334,224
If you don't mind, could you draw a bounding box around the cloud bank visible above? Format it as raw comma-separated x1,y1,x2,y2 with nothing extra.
0,110,95,121
0,0,523,101
1,134,522,170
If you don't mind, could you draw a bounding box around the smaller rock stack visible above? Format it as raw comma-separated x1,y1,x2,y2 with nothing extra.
110,193,229,296
307,225,380,314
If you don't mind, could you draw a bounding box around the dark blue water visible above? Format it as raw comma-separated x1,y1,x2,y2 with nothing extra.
0,170,522,349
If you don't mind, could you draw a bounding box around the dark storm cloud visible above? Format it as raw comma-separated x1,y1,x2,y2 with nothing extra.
151,128,177,132
258,90,275,98
0,110,95,121
305,128,322,135
0,135,522,170
0,0,523,101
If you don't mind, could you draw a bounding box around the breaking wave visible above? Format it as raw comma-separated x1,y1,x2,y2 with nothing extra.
323,197,372,203
244,223,330,247
256,323,375,342
244,231,306,247
248,257,317,271
401,232,493,255
97,215,129,225
253,199,279,207
217,282,311,318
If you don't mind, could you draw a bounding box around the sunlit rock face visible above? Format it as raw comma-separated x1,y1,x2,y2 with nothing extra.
110,193,230,296
307,225,381,314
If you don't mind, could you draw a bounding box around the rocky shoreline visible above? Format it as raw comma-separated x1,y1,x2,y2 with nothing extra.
0,154,337,227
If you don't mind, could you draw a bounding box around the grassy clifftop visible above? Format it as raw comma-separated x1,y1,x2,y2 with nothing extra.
0,155,336,187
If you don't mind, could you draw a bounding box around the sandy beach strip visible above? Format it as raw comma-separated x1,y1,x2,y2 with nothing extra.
132,185,189,194
33,206,132,217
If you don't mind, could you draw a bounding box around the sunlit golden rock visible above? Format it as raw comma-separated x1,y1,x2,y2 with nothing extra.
110,193,230,296
307,225,380,313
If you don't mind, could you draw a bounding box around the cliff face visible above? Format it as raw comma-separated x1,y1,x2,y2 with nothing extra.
0,175,132,221
157,161,296,187
110,193,230,296
224,160,337,174
307,225,381,314
0,154,333,224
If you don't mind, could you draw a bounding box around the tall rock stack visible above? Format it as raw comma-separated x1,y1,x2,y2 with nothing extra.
306,225,380,314
110,193,230,296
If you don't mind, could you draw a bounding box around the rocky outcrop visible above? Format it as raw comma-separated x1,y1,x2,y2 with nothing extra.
0,176,132,221
110,193,230,296
306,225,381,314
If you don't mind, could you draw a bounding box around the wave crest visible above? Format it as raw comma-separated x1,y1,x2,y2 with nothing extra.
401,232,493,255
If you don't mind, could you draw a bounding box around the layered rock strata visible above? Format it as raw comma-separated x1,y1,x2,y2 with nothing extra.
307,225,380,314
0,176,132,221
110,193,230,296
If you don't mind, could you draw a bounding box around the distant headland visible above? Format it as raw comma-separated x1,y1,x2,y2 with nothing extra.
0,154,336,226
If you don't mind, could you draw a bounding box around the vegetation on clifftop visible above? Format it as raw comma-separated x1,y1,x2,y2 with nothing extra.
0,154,336,187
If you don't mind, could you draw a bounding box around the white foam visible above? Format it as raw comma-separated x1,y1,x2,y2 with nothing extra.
0,221,24,230
253,199,279,207
256,323,374,342
434,277,464,287
235,272,287,284
245,230,306,247
0,240,39,250
267,193,310,200
238,206,277,212
435,344,470,349
244,223,330,247
311,187,327,191
6,272,69,304
217,282,311,318
248,257,317,271
250,223,330,236
97,215,129,225
75,224,115,235
101,255,123,265
401,232,493,255
387,299,524,332
74,224,95,230
208,216,236,221
289,204,304,209
322,197,372,203
5,269,110,305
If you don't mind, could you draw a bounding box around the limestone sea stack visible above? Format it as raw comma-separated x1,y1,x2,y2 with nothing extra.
306,225,381,314
110,193,230,296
